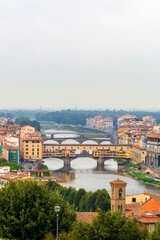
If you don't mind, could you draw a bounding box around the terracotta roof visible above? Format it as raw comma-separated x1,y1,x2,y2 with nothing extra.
132,145,146,150
147,134,160,139
76,212,98,223
28,170,49,173
110,178,127,185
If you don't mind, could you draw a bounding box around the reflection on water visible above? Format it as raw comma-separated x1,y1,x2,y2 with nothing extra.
43,158,160,195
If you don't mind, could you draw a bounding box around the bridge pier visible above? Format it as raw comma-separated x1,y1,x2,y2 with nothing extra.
51,134,54,139
96,164,105,171
97,157,104,166
63,157,71,167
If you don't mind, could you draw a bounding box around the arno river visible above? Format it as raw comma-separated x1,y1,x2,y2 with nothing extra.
44,157,160,196
43,129,160,196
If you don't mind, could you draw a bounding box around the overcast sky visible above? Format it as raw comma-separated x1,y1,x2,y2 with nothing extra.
1,0,160,110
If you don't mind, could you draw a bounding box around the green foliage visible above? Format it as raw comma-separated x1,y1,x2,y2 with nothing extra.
150,221,160,240
71,211,148,240
38,163,48,170
0,181,76,240
126,170,160,187
46,182,110,212
0,158,7,164
0,162,23,171
43,232,56,240
15,117,40,131
73,189,86,210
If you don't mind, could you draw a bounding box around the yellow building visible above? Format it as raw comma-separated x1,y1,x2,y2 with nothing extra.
132,145,147,163
20,126,43,161
126,192,151,204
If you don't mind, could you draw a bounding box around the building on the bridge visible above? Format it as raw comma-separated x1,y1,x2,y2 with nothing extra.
145,134,160,168
20,126,43,162
86,115,113,132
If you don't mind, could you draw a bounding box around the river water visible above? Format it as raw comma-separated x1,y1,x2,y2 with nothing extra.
43,129,160,196
43,158,160,196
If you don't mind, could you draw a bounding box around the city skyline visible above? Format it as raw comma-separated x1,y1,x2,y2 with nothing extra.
1,0,160,110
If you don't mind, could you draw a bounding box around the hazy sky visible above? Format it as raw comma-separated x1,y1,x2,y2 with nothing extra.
1,0,160,110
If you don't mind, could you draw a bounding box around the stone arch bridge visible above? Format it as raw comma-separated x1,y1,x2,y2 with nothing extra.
43,143,132,167
44,137,111,144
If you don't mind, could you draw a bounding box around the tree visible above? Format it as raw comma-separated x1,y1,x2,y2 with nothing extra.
15,117,40,131
0,162,23,171
73,188,86,210
71,211,149,240
95,189,110,211
150,221,160,240
0,181,76,240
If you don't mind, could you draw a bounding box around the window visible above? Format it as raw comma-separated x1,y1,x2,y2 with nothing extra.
132,198,136,202
112,205,114,212
26,141,28,143
32,141,34,143
26,148,28,151
119,189,122,199
112,188,114,198
149,224,155,232
26,152,28,154
118,205,122,211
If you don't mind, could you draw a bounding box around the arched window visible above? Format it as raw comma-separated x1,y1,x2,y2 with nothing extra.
112,205,114,212
118,205,122,211
112,188,114,198
119,189,122,199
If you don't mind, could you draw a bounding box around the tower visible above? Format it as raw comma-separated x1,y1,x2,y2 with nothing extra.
109,178,127,214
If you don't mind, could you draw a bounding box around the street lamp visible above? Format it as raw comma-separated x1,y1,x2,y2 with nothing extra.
55,204,61,240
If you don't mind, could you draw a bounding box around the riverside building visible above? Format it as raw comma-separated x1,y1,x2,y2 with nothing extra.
20,126,43,162
86,115,113,132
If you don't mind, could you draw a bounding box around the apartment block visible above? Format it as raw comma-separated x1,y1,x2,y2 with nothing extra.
86,115,113,132
20,126,43,162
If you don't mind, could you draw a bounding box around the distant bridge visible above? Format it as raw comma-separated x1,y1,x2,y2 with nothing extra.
43,143,132,166
44,137,111,144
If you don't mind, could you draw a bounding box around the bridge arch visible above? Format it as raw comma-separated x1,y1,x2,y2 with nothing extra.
70,157,97,169
101,140,110,144
82,140,98,145
44,140,59,144
61,139,80,144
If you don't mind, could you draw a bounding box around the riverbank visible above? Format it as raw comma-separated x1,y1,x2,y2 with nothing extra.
119,160,160,188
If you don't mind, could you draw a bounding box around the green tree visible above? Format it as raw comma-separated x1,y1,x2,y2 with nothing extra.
150,221,160,240
95,189,110,211
71,221,91,240
0,162,23,171
71,211,149,240
73,188,86,210
15,117,40,131
0,181,76,240
43,232,56,240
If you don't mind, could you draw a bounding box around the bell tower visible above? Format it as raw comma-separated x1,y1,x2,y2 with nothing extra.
109,178,127,214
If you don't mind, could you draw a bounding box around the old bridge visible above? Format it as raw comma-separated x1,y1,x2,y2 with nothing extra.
43,139,132,166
